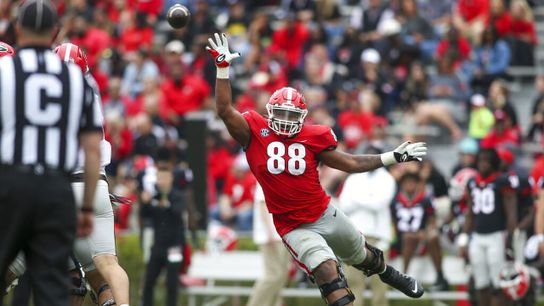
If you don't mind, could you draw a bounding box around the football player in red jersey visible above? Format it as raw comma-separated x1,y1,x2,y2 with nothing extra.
207,33,426,305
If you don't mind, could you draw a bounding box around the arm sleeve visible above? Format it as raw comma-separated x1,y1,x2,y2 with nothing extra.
241,110,257,130
79,77,103,133
312,128,338,153
498,175,517,193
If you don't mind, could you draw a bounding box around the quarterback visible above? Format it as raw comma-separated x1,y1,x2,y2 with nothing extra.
1,42,130,306
207,33,426,305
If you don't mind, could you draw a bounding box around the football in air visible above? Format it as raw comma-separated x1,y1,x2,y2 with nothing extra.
167,4,191,29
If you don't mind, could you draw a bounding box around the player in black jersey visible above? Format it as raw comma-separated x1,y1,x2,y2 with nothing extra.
391,172,448,290
458,148,517,306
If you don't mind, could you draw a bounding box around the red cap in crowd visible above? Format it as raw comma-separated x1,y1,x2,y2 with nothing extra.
497,148,514,165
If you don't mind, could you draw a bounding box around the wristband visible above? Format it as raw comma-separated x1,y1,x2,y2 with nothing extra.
456,233,469,248
216,67,229,79
380,151,396,166
80,207,94,213
537,234,544,242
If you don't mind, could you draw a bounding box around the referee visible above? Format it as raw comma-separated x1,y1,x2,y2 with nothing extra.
0,1,102,306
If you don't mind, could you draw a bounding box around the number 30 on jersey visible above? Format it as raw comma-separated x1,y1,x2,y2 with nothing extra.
267,141,306,175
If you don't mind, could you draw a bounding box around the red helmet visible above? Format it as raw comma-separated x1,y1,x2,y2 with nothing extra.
499,262,531,301
448,167,478,201
206,222,238,252
54,43,89,73
0,41,15,58
266,87,308,136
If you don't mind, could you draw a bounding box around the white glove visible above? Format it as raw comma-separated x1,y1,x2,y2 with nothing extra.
206,33,241,79
380,141,427,166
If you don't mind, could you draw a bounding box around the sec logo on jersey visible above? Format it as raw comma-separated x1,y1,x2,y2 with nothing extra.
260,128,270,137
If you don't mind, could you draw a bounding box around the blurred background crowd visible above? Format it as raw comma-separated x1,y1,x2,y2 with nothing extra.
2,0,544,304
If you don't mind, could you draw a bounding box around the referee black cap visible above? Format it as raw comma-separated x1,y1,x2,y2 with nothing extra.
18,0,58,32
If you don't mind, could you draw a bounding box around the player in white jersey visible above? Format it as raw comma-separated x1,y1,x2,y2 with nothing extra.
57,43,130,306
5,43,131,306
7,43,131,306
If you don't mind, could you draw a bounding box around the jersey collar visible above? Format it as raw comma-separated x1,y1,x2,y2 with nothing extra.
397,191,426,208
475,172,500,186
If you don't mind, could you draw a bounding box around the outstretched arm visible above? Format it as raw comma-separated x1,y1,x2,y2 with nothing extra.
319,150,383,173
319,141,427,173
207,33,250,148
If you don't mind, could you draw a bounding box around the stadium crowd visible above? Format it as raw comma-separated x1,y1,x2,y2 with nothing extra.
2,0,544,305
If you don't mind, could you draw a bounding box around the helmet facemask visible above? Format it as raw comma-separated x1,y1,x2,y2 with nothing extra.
266,103,308,137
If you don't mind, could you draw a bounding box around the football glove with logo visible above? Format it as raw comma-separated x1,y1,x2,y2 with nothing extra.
206,33,241,79
381,141,427,166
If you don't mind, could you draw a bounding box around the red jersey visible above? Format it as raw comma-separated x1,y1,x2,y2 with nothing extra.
243,110,337,236
223,172,257,208
337,110,374,149
160,75,211,117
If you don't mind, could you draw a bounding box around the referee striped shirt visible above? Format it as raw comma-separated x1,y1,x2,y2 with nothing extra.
0,47,102,173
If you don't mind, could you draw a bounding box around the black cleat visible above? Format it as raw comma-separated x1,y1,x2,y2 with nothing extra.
428,277,449,292
379,265,424,298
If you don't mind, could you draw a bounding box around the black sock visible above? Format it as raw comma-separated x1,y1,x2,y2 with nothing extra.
436,271,444,281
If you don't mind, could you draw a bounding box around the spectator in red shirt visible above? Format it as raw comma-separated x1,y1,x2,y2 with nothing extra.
269,14,309,71
120,11,154,53
247,51,289,94
480,110,521,149
212,154,257,231
435,28,471,70
207,132,235,206
129,77,162,118
136,0,163,20
489,0,512,38
70,14,111,69
338,92,375,150
453,0,489,44
105,112,134,176
160,61,211,123
509,0,537,66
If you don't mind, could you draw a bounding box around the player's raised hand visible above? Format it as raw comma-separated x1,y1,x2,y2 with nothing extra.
381,141,427,166
206,33,240,69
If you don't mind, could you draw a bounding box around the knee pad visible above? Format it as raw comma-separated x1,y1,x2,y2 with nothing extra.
318,264,355,306
353,242,385,277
